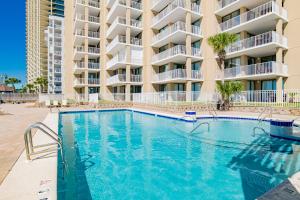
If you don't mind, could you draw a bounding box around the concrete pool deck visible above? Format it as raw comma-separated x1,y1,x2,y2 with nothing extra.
0,104,300,199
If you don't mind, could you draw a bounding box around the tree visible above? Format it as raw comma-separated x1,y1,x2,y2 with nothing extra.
25,83,35,93
216,81,243,110
34,77,48,93
5,77,21,91
208,33,238,83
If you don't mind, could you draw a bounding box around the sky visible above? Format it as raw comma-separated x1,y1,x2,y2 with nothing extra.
0,0,26,88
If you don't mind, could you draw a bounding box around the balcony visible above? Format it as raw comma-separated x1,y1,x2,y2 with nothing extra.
220,61,288,80
216,0,269,16
54,77,62,82
74,14,100,29
152,21,202,47
74,78,85,87
107,0,142,23
106,17,142,39
151,0,173,12
106,48,143,70
152,45,203,66
225,31,288,59
106,50,126,70
220,1,288,34
106,35,126,55
153,69,187,84
152,69,203,84
107,74,126,86
106,35,142,55
191,70,203,80
88,62,100,70
152,0,202,30
88,78,100,85
54,86,62,92
74,62,85,74
131,75,142,84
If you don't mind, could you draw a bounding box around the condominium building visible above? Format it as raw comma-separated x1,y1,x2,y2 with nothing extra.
45,16,64,94
26,0,64,86
47,0,300,101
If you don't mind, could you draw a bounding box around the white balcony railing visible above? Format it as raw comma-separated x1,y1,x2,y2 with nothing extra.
107,17,142,36
153,69,187,82
88,15,100,23
106,50,126,69
88,62,100,69
152,0,185,25
152,45,186,63
217,0,238,10
75,29,85,36
131,75,142,82
226,31,287,54
75,14,85,21
131,1,142,10
130,18,142,28
191,70,203,80
192,47,202,57
75,62,85,69
88,31,100,38
88,47,100,54
220,1,287,31
152,21,185,43
74,78,85,85
88,78,100,85
223,61,288,79
88,0,100,8
106,35,126,51
107,74,126,85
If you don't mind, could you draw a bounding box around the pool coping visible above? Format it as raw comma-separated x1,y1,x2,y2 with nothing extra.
0,113,58,200
1,107,300,200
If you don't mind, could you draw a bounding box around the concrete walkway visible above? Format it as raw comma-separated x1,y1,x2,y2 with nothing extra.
0,103,48,184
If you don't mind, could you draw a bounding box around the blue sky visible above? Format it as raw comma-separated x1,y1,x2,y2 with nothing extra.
0,0,26,87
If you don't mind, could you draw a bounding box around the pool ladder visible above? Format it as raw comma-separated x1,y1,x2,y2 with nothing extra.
257,107,273,124
24,122,65,165
190,122,210,135
206,104,218,120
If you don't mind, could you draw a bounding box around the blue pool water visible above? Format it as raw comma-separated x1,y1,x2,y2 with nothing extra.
58,110,300,200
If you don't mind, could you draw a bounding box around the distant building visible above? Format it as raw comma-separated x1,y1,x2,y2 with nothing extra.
0,85,14,94
0,75,7,85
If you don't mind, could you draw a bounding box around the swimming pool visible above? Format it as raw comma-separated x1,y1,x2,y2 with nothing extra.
58,110,300,200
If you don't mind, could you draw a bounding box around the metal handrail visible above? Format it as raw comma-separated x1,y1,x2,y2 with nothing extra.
252,127,269,137
190,122,210,135
206,104,218,119
258,107,272,124
24,122,64,164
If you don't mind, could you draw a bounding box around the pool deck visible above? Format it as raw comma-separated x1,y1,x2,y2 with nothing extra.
0,104,300,199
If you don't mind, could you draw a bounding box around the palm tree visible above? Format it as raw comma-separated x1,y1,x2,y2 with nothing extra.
34,77,48,93
25,83,35,93
208,33,238,83
216,81,243,110
5,77,21,91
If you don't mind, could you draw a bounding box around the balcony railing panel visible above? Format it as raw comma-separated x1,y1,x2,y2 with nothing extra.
152,45,186,63
153,69,187,82
226,31,287,54
220,1,286,31
223,61,288,79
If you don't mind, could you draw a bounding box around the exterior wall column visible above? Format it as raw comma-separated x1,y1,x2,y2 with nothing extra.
100,0,108,99
84,6,89,101
186,0,192,101
125,1,131,101
276,18,284,92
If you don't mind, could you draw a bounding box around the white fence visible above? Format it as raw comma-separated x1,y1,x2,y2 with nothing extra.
103,90,300,108
231,90,300,108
